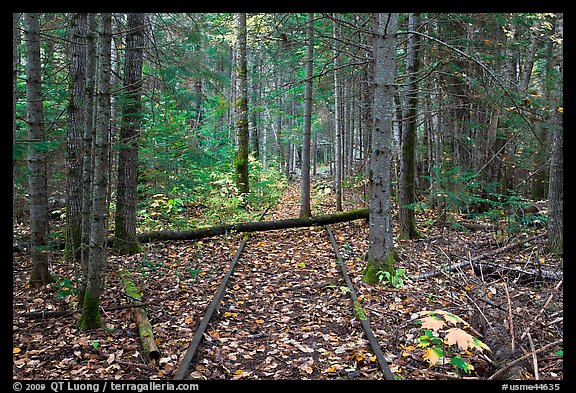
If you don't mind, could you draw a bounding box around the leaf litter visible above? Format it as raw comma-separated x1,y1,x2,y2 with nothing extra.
13,181,562,380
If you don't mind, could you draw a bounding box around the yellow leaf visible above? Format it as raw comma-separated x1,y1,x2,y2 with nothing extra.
325,365,338,373
13,347,21,354
423,348,443,365
255,319,264,324
234,369,244,375
354,353,365,361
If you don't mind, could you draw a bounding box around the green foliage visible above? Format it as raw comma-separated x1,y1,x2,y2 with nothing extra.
412,309,490,375
54,276,78,299
377,267,406,288
353,300,367,321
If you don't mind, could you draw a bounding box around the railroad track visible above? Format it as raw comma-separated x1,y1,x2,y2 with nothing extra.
164,186,563,381
172,207,394,380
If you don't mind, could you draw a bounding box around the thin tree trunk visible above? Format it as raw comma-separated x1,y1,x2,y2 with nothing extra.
235,13,249,196
78,12,112,330
547,13,563,255
66,13,87,263
13,13,20,225
25,13,54,288
114,13,146,255
300,13,314,218
333,14,343,212
365,13,398,284
399,13,421,240
79,13,97,308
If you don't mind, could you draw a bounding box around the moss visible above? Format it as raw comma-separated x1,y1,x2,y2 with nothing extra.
119,269,143,300
77,292,102,330
362,251,398,285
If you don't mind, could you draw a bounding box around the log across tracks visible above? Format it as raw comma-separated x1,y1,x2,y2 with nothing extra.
173,219,394,380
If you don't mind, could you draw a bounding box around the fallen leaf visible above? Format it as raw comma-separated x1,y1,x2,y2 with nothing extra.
419,315,445,331
423,347,444,366
444,328,475,350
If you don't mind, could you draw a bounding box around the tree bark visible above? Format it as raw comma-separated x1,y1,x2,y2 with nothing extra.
234,13,249,196
66,13,87,262
332,14,343,212
399,13,421,240
365,13,398,284
138,209,368,243
25,13,54,288
79,13,97,308
547,13,563,255
78,13,112,330
119,269,160,361
114,13,146,255
299,13,314,218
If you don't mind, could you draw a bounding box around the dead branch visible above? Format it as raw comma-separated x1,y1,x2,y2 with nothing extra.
14,302,154,320
414,232,549,280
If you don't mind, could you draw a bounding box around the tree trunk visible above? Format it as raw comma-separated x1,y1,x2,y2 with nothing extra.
13,13,20,226
547,13,563,255
234,13,249,196
333,14,343,212
78,12,112,330
114,13,146,255
79,13,97,308
398,13,421,240
25,13,54,288
138,209,369,243
365,13,398,284
299,13,314,218
66,13,87,262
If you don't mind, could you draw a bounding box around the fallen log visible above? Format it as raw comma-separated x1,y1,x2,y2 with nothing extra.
13,209,369,252
138,208,368,243
14,302,154,320
119,269,160,362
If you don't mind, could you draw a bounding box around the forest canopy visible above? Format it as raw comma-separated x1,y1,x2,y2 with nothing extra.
13,12,562,381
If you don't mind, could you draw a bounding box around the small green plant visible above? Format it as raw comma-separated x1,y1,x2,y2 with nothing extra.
413,309,490,374
186,265,201,281
54,277,78,299
377,268,406,288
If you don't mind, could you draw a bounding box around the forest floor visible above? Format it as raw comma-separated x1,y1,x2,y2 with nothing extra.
12,180,563,381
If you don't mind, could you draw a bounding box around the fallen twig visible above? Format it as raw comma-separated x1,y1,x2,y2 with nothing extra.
14,302,154,319
488,339,562,380
520,280,563,340
414,232,548,280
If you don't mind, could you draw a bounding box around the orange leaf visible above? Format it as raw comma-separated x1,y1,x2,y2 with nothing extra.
419,315,445,331
444,328,475,350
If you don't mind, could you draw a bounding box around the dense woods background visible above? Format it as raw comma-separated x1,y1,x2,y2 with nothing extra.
13,12,563,381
